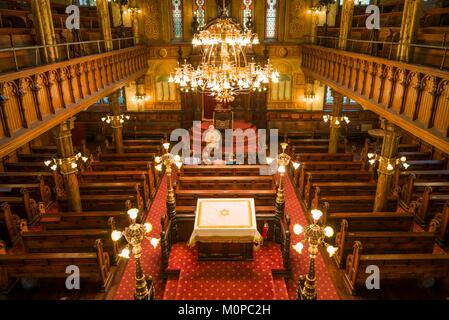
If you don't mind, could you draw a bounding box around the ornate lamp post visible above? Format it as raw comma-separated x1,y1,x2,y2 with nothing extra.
267,143,300,242
293,209,337,300
154,142,183,241
111,208,160,300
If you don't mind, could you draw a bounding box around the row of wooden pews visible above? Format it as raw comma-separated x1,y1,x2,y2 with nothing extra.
289,135,449,296
363,139,449,243
0,133,167,294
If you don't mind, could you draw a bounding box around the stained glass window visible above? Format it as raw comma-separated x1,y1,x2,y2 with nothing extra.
340,0,370,5
265,0,277,39
242,0,253,32
194,0,205,30
172,0,183,40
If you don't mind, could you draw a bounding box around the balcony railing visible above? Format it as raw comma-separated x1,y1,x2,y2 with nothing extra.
0,37,136,73
308,35,449,70
301,44,449,153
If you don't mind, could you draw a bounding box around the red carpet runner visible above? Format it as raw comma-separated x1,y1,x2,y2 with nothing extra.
113,173,339,300
284,175,339,300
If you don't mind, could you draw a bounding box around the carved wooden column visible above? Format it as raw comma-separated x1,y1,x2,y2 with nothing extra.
97,0,113,51
396,0,422,62
338,0,354,50
373,121,400,212
31,0,58,63
328,89,344,153
109,90,124,154
52,117,82,212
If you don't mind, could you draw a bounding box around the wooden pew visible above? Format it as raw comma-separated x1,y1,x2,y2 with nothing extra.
397,151,432,160
292,145,344,153
0,203,22,248
297,153,354,162
405,160,446,170
429,201,449,246
417,188,449,226
0,190,46,224
180,165,268,177
123,130,168,140
104,138,161,152
288,138,329,146
175,190,277,208
40,211,129,231
104,145,161,154
306,181,377,209
4,162,46,172
176,176,275,191
297,169,373,196
122,139,162,146
30,143,88,155
98,152,156,162
20,227,120,264
322,197,397,213
399,181,449,207
324,211,415,232
300,161,363,171
79,170,155,203
18,153,56,162
343,241,449,295
0,239,113,293
0,180,52,207
0,171,54,184
85,161,160,188
58,195,135,212
394,170,449,196
334,219,435,267
75,182,145,211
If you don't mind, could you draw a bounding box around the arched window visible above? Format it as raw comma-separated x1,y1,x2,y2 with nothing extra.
242,0,253,32
194,0,206,30
265,0,277,39
156,76,176,102
339,0,370,4
172,0,183,40
271,74,291,101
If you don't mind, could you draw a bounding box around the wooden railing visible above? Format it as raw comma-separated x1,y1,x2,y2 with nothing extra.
301,45,449,154
0,45,149,158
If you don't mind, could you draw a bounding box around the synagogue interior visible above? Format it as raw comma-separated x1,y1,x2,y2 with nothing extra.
0,0,448,301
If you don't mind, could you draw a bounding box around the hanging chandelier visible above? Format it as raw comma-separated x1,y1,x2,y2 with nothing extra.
168,5,279,103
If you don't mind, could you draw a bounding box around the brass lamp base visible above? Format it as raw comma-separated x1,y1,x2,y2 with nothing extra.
297,275,317,300
134,275,155,300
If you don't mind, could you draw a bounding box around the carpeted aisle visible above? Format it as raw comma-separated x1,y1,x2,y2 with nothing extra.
113,175,168,300
284,174,340,300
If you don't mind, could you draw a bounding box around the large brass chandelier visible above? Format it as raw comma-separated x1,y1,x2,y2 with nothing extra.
168,4,279,103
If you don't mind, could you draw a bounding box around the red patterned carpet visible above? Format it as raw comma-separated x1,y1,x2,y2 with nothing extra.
163,243,289,300
283,175,340,300
113,171,340,300
113,175,168,300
